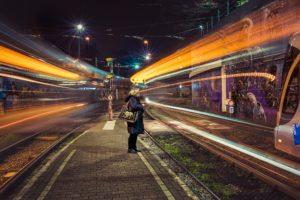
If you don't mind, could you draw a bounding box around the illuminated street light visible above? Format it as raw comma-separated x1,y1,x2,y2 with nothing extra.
75,23,85,59
144,40,149,52
134,64,140,70
144,53,151,61
143,40,149,45
76,24,84,31
199,25,204,37
85,36,91,42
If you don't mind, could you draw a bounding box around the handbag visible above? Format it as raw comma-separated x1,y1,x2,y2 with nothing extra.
119,101,138,123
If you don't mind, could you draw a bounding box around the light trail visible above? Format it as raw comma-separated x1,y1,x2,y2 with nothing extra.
0,22,109,80
141,72,276,93
145,46,277,84
146,99,273,130
0,73,76,90
168,119,300,176
0,103,86,130
1,90,74,94
0,45,81,81
131,1,300,83
147,102,300,176
0,66,71,82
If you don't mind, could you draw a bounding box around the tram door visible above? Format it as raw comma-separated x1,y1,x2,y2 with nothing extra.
275,56,300,158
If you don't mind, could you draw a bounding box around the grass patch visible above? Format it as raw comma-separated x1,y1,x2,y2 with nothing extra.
158,136,238,199
163,143,181,156
209,183,237,200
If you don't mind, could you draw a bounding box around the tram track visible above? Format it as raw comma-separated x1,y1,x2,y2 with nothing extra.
143,129,221,200
181,131,300,199
0,102,124,197
145,108,300,199
0,122,95,197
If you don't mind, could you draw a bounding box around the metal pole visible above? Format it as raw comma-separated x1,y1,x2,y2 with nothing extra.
227,0,230,16
95,57,98,67
78,34,81,60
108,59,114,121
78,34,81,59
206,22,209,33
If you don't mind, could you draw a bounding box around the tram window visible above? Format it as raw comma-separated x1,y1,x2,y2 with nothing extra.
281,65,299,124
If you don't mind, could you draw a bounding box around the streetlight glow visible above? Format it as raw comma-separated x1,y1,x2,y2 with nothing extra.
76,24,84,31
85,36,91,42
75,23,85,59
145,53,151,61
143,40,149,45
134,64,140,70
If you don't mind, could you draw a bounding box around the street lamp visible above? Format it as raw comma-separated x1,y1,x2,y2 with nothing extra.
76,24,84,31
85,36,91,42
143,39,149,52
145,53,151,61
199,25,204,36
134,64,140,70
143,40,149,45
75,24,85,59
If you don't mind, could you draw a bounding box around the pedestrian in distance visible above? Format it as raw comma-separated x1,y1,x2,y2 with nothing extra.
125,88,144,153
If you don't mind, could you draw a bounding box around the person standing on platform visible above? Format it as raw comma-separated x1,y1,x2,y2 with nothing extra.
125,88,144,153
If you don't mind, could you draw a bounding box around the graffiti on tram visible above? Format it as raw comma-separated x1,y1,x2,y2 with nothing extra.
190,60,281,126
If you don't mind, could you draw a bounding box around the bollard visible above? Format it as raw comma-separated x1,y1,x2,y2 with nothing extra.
108,94,113,121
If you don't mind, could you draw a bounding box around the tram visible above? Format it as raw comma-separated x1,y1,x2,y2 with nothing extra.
138,0,300,158
275,33,300,158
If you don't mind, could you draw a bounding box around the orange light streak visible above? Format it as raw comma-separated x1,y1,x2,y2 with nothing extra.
131,2,300,83
141,72,276,93
0,103,86,130
0,46,81,80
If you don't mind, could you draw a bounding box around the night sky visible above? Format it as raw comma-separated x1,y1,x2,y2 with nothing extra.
0,0,239,72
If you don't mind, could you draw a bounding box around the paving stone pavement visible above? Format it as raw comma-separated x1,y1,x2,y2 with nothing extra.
9,118,194,200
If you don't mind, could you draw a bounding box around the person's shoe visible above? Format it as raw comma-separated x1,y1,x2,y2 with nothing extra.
134,149,141,152
127,149,137,153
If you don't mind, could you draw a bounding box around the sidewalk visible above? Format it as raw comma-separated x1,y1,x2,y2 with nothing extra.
10,116,195,200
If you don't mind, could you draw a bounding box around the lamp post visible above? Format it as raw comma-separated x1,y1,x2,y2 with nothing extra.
143,40,149,49
106,58,114,121
134,64,140,70
143,40,151,62
199,25,204,36
144,53,151,61
76,24,85,59
84,36,91,61
85,36,91,43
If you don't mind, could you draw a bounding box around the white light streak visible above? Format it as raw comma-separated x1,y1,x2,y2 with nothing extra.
0,73,75,90
149,103,300,176
167,119,300,176
146,99,273,131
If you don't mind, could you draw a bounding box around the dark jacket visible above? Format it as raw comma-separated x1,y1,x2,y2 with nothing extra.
125,95,144,135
